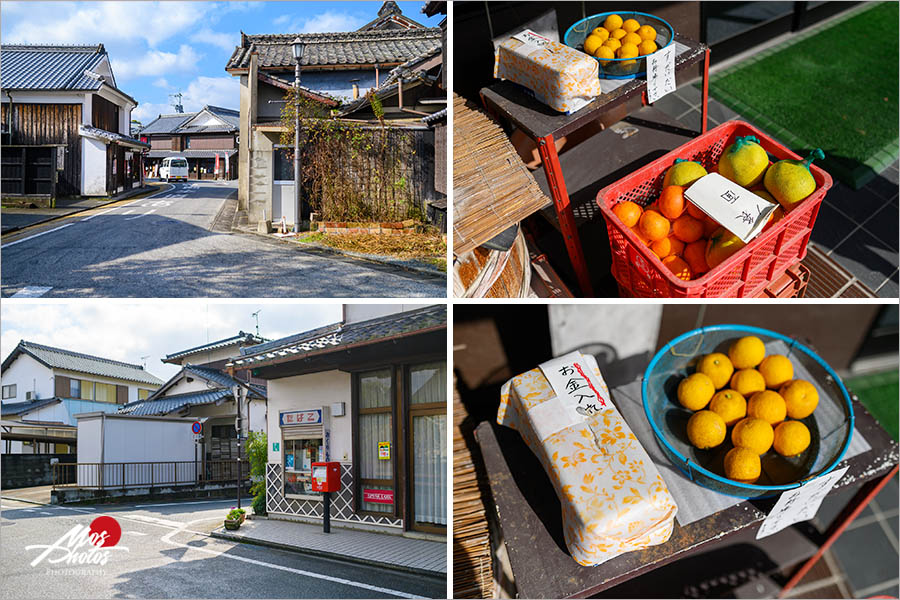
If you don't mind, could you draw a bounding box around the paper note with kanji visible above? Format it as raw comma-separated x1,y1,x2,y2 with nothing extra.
646,43,676,103
498,351,678,567
685,173,778,242
756,466,849,539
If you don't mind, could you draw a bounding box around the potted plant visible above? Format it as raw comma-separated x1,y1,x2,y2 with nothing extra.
224,507,246,530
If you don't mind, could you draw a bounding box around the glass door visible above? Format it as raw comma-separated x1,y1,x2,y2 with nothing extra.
408,361,447,533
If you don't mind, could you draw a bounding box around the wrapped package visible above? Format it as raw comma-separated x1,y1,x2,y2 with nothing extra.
494,29,603,113
498,351,677,567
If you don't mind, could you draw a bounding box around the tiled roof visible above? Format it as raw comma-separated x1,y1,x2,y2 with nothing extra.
140,114,192,135
145,363,266,403
226,28,441,70
79,124,149,148
1,398,61,417
230,305,446,368
422,107,447,124
337,46,441,117
164,331,268,363
140,105,240,136
119,389,232,416
1,341,164,386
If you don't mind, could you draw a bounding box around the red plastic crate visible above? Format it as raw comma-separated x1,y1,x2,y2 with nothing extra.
597,120,832,297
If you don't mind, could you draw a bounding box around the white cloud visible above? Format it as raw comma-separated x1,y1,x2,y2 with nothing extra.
112,44,202,79
1,302,342,383
153,78,170,89
4,2,215,48
131,101,174,124
192,27,237,52
182,75,241,112
276,10,367,34
273,14,290,26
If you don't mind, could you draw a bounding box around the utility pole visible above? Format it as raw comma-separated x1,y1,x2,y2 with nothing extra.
251,310,261,337
233,385,243,509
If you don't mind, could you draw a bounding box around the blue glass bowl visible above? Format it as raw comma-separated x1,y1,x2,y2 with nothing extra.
642,324,854,498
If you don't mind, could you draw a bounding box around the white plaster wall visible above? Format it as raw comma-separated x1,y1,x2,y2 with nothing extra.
76,417,103,463
178,345,242,367
344,304,432,324
103,417,195,463
161,375,218,397
1,354,54,401
82,93,93,125
549,305,663,359
82,137,108,196
1,91,86,105
266,370,352,464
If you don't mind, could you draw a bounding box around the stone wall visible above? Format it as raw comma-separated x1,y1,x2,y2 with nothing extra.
1,453,75,489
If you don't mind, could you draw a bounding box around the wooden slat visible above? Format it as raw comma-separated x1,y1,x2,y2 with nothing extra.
7,103,81,196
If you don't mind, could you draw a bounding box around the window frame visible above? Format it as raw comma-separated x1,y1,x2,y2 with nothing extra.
352,365,399,519
272,145,295,184
1,384,16,399
282,435,325,501
69,379,81,399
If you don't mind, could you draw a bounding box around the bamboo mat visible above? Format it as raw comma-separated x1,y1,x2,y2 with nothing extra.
453,93,552,255
453,378,495,598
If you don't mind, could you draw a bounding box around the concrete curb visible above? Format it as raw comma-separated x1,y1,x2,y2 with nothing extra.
1,184,170,236
233,226,446,278
210,527,446,578
0,495,49,506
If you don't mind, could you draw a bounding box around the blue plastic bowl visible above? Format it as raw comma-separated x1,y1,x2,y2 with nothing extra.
563,11,675,79
642,324,854,498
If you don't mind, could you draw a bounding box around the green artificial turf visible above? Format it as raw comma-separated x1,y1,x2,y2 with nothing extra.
707,2,899,189
845,369,899,441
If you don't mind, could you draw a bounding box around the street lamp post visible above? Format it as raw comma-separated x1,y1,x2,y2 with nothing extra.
292,41,304,233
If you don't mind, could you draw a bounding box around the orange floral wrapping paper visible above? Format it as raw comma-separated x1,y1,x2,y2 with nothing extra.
498,353,678,567
494,31,603,113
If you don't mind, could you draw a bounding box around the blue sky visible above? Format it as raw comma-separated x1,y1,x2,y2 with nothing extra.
0,1,442,125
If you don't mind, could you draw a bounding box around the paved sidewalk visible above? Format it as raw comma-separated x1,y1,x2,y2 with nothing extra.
211,517,447,576
1,485,52,504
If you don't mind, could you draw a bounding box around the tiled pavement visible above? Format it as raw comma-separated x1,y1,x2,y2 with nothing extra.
212,516,447,575
651,85,899,298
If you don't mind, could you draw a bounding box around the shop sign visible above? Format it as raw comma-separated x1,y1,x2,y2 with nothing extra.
280,409,322,426
363,489,394,504
378,441,390,460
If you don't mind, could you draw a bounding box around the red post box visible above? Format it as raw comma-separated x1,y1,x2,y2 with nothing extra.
311,462,341,493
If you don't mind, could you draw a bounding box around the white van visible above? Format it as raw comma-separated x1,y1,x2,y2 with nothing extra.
160,156,189,182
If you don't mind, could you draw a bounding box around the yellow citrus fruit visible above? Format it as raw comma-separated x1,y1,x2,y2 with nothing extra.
729,336,766,369
603,14,624,32
709,389,747,426
622,18,641,33
748,390,787,425
638,24,657,41
697,352,734,389
774,420,811,457
687,410,727,449
622,31,643,46
591,27,611,43
583,33,606,56
758,354,794,389
603,38,622,53
617,42,639,59
610,28,628,41
639,40,658,55
724,447,761,483
779,379,819,419
730,369,766,397
677,372,715,411
731,417,774,455
594,45,616,65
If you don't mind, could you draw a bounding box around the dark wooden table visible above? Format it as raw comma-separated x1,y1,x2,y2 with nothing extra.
476,392,898,598
480,33,710,296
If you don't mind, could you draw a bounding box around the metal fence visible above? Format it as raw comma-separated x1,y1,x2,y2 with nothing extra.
51,460,248,490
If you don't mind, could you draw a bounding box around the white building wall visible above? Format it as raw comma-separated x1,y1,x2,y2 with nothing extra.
82,137,108,196
248,397,267,433
1,354,54,402
160,375,218,397
177,345,243,367
76,417,103,464
344,304,432,324
266,370,352,464
102,417,195,463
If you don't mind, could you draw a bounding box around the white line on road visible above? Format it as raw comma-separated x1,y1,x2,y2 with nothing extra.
39,511,52,515
125,209,156,221
11,286,52,298
160,520,418,599
133,498,253,508
2,222,74,248
120,209,134,215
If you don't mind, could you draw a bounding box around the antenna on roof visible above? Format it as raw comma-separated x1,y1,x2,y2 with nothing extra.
251,310,262,337
140,355,150,368
169,92,184,114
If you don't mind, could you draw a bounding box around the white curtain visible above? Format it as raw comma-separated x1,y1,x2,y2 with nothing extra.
410,362,446,404
359,368,393,513
414,414,447,525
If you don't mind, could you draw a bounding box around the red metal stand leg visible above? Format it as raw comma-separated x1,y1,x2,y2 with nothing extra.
778,464,899,598
701,48,710,134
536,134,594,296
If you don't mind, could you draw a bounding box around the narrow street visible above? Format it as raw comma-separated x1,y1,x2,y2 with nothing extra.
0,180,445,298
0,496,445,599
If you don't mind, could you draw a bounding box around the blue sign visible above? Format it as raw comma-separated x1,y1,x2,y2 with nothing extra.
280,409,322,426
191,421,202,434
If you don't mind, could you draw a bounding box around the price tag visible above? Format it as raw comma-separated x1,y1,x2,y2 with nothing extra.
511,29,552,48
685,173,778,243
646,43,676,103
756,466,849,540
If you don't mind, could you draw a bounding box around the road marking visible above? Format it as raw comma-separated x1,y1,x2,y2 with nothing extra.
2,222,74,248
11,286,52,298
160,520,417,599
120,209,135,215
125,209,156,221
125,531,148,536
126,514,183,527
133,498,253,508
39,511,53,515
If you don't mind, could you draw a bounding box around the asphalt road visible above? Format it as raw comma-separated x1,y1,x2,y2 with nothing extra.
0,496,446,599
0,181,445,298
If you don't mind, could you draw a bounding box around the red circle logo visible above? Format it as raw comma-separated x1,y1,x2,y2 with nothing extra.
88,516,122,547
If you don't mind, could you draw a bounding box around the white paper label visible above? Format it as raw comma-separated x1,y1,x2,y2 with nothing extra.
685,173,778,243
526,397,584,442
539,351,612,417
756,466,849,539
511,29,552,48
646,44,676,103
